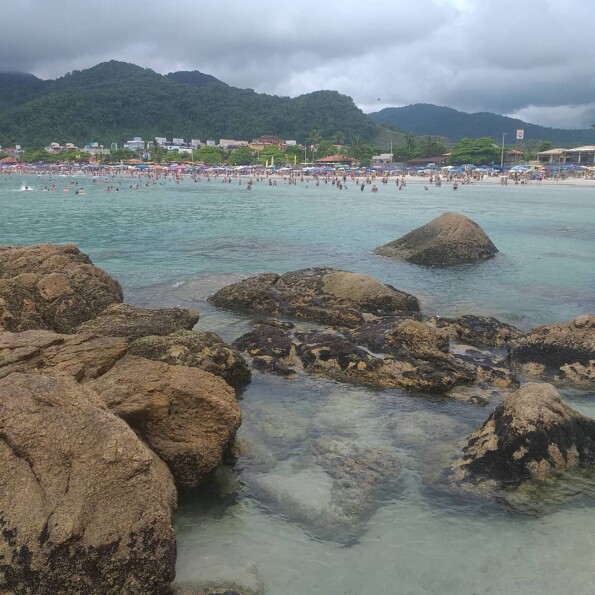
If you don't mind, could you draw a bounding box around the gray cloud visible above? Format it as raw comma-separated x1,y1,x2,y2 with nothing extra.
1,0,594,128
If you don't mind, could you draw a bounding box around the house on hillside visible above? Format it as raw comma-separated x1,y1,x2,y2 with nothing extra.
314,154,357,167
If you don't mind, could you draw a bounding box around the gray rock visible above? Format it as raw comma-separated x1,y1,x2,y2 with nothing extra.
209,268,420,328
374,212,498,266
76,303,199,340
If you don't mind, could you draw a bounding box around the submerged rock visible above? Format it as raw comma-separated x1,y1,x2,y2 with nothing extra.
509,314,594,383
249,437,401,543
76,303,199,340
448,382,595,491
0,329,128,381
91,356,242,489
0,373,177,594
209,267,420,328
374,212,498,266
129,330,251,389
428,314,524,348
0,243,123,333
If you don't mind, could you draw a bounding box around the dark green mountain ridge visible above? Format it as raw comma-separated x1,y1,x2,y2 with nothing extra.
369,103,595,146
0,61,379,147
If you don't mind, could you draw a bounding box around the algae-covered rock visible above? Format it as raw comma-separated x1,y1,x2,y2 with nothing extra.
374,212,498,266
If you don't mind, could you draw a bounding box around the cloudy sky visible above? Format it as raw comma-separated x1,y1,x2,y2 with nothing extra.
2,0,594,128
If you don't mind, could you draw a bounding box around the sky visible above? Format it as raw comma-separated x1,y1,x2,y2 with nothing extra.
2,0,594,129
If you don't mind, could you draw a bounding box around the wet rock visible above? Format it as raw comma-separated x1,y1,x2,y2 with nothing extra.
0,243,123,333
233,325,299,378
428,314,524,348
76,303,199,340
129,330,251,389
348,318,449,359
172,583,262,595
91,356,241,489
0,373,177,594
0,329,128,381
209,268,420,328
374,211,498,266
509,315,594,383
296,330,475,393
448,382,595,490
249,437,401,543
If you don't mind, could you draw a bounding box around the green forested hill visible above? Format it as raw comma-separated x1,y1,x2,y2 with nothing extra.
369,103,595,146
0,61,380,147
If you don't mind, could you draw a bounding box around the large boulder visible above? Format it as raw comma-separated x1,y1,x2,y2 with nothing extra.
128,330,251,389
76,303,199,340
209,268,420,328
448,383,595,490
0,373,177,594
0,243,123,333
91,356,242,489
374,212,498,266
0,329,128,381
510,314,594,383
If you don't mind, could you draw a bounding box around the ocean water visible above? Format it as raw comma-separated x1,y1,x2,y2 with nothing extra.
1,173,595,594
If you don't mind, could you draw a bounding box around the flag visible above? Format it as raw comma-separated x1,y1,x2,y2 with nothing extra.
516,129,525,140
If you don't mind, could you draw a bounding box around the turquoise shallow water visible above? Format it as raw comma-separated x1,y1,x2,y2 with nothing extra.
1,173,595,594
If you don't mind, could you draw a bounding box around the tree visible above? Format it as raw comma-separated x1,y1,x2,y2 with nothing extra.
229,146,256,165
538,140,554,152
332,131,345,146
193,146,225,165
448,137,500,165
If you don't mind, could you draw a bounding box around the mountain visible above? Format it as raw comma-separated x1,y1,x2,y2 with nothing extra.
0,61,380,147
369,104,595,146
0,72,42,89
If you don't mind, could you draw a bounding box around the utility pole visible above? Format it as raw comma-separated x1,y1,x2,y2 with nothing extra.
500,133,507,168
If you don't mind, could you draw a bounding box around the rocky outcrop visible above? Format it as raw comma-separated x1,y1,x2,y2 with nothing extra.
448,383,595,490
129,330,251,389
428,314,524,348
374,212,498,266
0,329,128,381
0,243,123,333
209,268,420,328
0,373,177,594
509,314,594,383
91,356,242,489
232,320,474,393
76,303,199,340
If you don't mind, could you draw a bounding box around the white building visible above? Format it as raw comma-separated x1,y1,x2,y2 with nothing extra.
124,137,145,151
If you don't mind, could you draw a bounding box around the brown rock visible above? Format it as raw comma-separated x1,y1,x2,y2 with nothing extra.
510,316,595,383
129,330,251,389
0,329,128,381
374,212,498,266
449,382,595,489
0,373,177,594
209,268,419,328
0,244,123,333
91,356,242,489
76,303,199,340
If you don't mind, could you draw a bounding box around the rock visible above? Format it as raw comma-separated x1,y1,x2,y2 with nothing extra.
129,330,251,389
209,268,420,328
233,324,299,378
91,356,241,489
76,303,199,340
448,382,595,490
374,212,498,266
428,314,524,348
295,330,475,393
172,583,262,595
509,315,595,383
0,373,177,594
0,243,123,333
249,437,401,543
348,318,449,359
0,329,128,381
